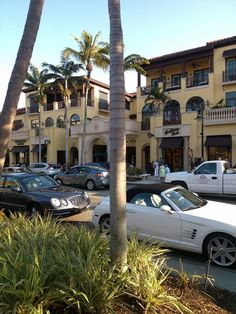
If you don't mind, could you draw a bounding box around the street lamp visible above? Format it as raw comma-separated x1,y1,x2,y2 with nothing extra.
196,104,204,160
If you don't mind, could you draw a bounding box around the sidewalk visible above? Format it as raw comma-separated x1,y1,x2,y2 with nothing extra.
127,176,161,185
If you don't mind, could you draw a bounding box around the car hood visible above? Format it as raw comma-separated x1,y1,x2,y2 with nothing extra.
187,200,236,227
29,185,84,198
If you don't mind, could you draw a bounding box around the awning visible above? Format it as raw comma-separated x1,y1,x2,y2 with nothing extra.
223,49,236,58
31,144,46,152
204,135,232,147
159,137,183,149
10,146,29,153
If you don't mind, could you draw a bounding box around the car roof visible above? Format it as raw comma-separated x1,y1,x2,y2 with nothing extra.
2,173,44,178
127,183,175,202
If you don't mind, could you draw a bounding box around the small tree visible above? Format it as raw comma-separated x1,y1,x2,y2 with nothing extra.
42,57,83,170
63,31,109,165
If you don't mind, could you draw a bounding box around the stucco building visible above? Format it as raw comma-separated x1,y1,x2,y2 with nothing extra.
6,35,236,172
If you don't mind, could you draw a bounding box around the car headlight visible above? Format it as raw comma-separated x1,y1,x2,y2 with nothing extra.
61,199,68,206
51,198,61,207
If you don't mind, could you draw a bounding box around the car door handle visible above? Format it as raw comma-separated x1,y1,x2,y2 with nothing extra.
211,176,217,180
126,209,136,213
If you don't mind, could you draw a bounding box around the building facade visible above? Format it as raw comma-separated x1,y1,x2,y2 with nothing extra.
6,35,236,172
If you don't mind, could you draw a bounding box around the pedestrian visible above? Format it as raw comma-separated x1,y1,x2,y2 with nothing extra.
153,160,159,177
165,164,170,175
159,164,166,181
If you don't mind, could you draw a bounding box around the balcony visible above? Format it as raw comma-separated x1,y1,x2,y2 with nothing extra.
11,128,29,141
205,107,236,125
163,81,181,92
186,77,208,88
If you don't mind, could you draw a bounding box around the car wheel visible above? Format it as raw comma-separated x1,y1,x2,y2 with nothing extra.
204,233,236,267
56,178,63,185
86,180,95,190
99,215,110,235
29,203,41,218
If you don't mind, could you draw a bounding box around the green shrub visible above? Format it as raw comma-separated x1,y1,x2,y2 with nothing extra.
0,216,189,313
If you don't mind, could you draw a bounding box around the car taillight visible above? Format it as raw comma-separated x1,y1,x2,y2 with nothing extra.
96,173,104,177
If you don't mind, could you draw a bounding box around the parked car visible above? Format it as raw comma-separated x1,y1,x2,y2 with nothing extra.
27,163,63,177
165,160,236,196
85,162,110,170
54,165,109,190
93,183,236,267
0,173,90,218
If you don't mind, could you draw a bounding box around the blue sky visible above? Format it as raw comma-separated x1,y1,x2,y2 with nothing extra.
1,0,235,109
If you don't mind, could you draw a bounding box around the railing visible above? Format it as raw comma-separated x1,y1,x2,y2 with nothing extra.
186,77,208,88
223,70,236,82
43,103,53,111
27,105,39,114
163,81,181,91
58,101,65,109
205,107,236,124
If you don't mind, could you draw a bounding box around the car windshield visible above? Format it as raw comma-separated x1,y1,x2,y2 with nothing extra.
21,175,58,192
164,187,207,211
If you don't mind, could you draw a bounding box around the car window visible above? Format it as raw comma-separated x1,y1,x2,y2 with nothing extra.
129,192,165,208
68,167,79,174
22,175,57,191
194,163,217,175
5,177,20,189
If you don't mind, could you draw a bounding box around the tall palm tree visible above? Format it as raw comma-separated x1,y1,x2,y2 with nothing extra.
108,0,127,264
42,56,83,170
24,64,50,162
63,31,110,165
124,54,149,75
145,86,170,114
0,0,44,175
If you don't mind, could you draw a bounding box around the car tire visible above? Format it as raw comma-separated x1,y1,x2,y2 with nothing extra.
99,215,110,235
86,180,95,190
55,178,63,185
29,203,41,218
203,233,236,267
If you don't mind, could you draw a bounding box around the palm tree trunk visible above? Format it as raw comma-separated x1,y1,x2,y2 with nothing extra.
65,78,69,171
108,0,127,264
38,102,42,162
80,80,89,165
0,0,44,174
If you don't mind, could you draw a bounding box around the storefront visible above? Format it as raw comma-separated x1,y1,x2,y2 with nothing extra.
159,137,184,171
205,135,232,163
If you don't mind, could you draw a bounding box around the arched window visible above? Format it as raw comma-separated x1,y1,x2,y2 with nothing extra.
186,96,205,112
141,103,157,130
57,115,66,128
163,100,181,125
45,117,54,127
70,114,80,126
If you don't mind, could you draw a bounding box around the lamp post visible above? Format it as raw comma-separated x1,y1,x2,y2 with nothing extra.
196,104,204,160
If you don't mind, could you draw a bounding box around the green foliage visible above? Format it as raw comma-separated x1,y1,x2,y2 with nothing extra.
0,216,190,313
126,166,144,176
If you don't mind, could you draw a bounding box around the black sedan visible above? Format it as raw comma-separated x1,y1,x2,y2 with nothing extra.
0,173,90,218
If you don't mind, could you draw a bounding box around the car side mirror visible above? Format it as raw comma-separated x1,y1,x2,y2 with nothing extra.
11,187,22,193
160,205,173,214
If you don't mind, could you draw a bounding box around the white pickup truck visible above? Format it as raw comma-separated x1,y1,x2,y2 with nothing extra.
165,160,236,196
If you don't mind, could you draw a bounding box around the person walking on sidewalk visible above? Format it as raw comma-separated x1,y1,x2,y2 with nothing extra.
159,164,166,181
153,160,159,177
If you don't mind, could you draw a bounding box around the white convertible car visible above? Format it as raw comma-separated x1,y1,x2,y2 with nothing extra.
92,183,236,267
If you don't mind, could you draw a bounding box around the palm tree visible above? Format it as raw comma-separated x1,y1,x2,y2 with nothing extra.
145,86,170,114
124,53,149,75
62,31,110,165
24,64,51,162
0,0,44,175
42,56,83,170
108,0,127,264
